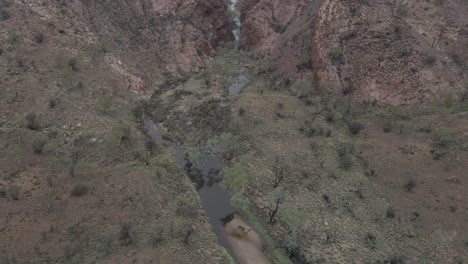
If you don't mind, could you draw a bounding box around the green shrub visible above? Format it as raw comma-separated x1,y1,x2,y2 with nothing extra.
25,112,39,130
289,79,314,98
71,183,88,197
119,222,135,246
48,98,57,108
110,123,131,146
329,47,343,62
348,121,364,135
68,58,78,71
273,23,287,33
32,138,46,154
337,143,354,170
382,120,393,133
396,1,409,17
423,55,436,66
149,228,164,246
7,31,19,44
0,9,9,21
34,32,45,43
433,127,456,147
403,178,416,192
386,206,396,218
442,92,457,108
47,127,59,139
43,141,59,154
325,112,335,123
99,96,113,114
7,185,19,200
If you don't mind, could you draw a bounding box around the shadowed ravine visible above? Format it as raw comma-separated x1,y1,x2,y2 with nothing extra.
144,117,270,264
143,117,238,260
143,1,268,263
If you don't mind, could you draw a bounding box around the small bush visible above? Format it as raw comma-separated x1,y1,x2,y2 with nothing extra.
396,1,409,17
149,228,164,246
43,141,59,154
110,123,131,146
364,233,377,250
48,98,57,108
325,112,335,123
47,127,59,139
0,9,9,21
7,31,19,44
32,138,46,154
330,47,343,62
34,32,45,43
423,55,436,66
403,179,417,192
25,112,39,130
71,183,88,197
7,185,19,200
68,58,78,71
119,222,135,246
348,121,364,135
337,143,354,170
273,23,287,33
433,127,456,147
238,107,245,116
383,121,393,133
409,211,420,221
386,206,396,218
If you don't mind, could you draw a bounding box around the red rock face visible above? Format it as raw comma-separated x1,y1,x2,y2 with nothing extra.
63,0,233,93
241,0,468,105
151,0,234,45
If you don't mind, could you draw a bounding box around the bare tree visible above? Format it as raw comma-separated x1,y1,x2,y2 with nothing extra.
267,187,287,224
272,156,287,188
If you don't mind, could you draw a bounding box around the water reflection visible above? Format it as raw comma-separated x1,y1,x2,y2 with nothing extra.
144,117,237,260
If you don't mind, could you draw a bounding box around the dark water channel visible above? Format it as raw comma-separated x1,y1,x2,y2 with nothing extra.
144,117,238,260
141,0,251,261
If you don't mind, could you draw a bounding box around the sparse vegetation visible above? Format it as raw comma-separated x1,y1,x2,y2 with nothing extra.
267,186,288,224
0,9,9,21
25,112,39,130
423,54,437,66
403,178,417,192
383,120,394,133
7,31,19,44
71,183,88,197
337,142,354,170
32,137,47,154
119,222,135,246
330,47,343,62
348,120,364,135
396,1,409,17
68,58,78,71
7,185,19,200
432,127,456,147
110,122,131,146
34,32,45,43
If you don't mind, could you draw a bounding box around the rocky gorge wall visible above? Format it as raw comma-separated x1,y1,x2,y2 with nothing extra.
240,0,468,105
13,0,233,95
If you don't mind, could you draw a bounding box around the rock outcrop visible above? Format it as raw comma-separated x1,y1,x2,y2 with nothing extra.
14,0,233,95
241,0,468,105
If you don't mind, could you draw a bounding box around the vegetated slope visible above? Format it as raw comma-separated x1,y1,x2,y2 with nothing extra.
235,0,468,263
0,0,233,263
241,0,468,105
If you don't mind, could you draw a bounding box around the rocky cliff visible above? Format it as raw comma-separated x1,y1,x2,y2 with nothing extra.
6,0,232,95
241,0,468,105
